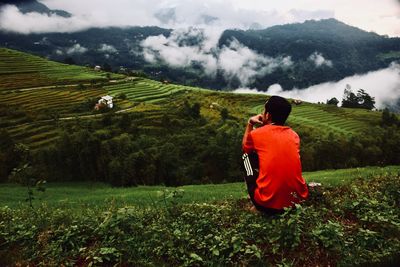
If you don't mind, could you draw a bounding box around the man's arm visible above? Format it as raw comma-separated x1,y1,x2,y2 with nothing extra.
242,114,263,153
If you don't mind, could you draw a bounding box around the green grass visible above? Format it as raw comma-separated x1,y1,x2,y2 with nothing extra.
104,79,194,104
0,48,124,90
1,166,399,209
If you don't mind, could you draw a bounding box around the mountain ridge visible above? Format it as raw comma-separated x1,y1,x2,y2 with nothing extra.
0,0,71,17
0,2,399,91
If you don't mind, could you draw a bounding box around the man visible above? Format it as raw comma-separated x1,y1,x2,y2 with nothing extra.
242,96,309,214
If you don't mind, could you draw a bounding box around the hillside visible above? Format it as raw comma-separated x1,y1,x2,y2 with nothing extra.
0,48,122,90
0,48,399,266
1,48,399,186
0,48,382,148
1,16,399,90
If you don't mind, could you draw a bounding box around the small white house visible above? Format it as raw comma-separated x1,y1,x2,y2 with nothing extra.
98,95,114,108
94,65,102,71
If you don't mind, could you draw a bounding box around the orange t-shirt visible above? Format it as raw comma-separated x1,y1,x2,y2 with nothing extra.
242,124,308,210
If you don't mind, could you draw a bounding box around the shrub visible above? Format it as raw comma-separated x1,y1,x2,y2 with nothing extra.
0,173,399,266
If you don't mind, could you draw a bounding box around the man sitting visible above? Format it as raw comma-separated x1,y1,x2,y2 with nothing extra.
242,96,309,214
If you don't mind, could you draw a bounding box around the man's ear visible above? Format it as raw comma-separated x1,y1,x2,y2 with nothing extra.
265,112,272,123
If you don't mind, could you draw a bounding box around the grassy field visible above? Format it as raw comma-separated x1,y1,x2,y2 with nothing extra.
1,166,399,209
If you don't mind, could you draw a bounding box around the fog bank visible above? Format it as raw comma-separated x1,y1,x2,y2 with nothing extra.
234,63,400,110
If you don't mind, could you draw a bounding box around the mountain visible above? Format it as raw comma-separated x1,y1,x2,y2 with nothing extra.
0,13,399,90
219,19,400,89
0,0,71,17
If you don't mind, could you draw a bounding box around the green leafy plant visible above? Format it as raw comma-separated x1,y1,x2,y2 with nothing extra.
9,144,46,208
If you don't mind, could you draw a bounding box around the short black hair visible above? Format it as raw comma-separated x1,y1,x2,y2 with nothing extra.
264,96,292,125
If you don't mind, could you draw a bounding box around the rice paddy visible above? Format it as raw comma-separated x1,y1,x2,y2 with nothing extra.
0,47,383,150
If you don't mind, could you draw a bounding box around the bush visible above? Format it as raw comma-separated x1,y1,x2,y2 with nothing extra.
0,173,399,266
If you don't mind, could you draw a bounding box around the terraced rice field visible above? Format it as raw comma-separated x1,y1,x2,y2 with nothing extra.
1,86,107,147
0,48,120,90
104,79,187,103
1,87,106,119
0,48,384,150
4,122,59,149
250,103,377,135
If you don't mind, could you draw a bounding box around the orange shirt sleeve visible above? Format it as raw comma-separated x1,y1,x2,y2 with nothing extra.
242,130,255,154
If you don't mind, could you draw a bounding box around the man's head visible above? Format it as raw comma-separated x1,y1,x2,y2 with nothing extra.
263,96,292,125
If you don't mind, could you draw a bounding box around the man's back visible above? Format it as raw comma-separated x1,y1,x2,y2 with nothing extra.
243,124,308,210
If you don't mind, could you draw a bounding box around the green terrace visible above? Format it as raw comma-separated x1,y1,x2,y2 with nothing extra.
0,48,123,90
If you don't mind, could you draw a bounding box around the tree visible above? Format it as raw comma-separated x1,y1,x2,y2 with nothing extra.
9,144,46,208
118,113,132,131
63,57,75,65
182,101,201,119
0,130,19,181
341,85,375,110
102,63,112,72
341,85,358,108
381,108,399,127
326,97,339,106
356,89,375,110
220,108,229,121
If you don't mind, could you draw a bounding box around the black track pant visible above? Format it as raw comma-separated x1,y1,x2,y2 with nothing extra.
244,174,284,215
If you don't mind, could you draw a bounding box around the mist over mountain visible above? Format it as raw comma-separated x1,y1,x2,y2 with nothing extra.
0,0,71,17
0,1,399,94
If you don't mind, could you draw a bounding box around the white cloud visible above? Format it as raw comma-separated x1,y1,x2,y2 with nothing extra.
308,52,333,67
218,39,293,85
234,63,400,109
141,28,293,86
0,5,93,34
98,44,118,54
0,0,397,36
66,43,88,55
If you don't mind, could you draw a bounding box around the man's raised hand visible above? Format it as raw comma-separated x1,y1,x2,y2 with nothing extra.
248,114,263,126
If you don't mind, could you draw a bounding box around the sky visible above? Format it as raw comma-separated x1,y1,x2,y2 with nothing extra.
0,0,399,36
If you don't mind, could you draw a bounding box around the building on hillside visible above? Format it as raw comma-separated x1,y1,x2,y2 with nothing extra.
96,95,114,109
292,99,303,105
94,65,102,71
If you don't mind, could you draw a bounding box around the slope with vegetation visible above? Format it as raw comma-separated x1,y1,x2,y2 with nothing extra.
0,48,399,186
0,48,399,267
0,48,120,90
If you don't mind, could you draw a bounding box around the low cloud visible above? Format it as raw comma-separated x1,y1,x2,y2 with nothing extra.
0,5,93,34
141,28,293,86
234,63,400,109
98,44,118,54
66,43,88,55
1,0,399,36
308,52,333,67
